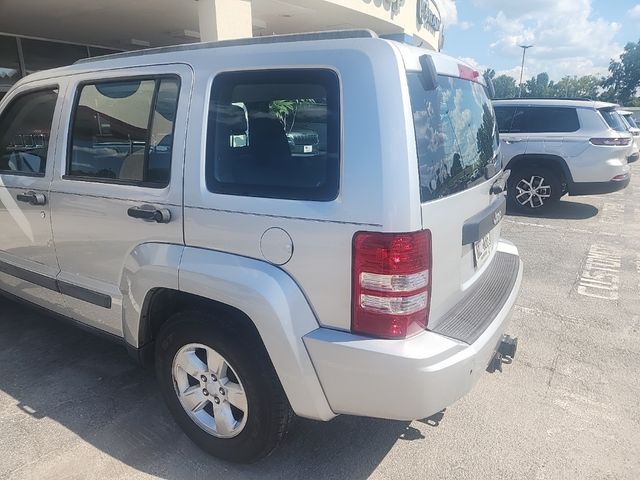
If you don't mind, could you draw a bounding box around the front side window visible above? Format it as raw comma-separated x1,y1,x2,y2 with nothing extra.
408,74,499,202
0,88,58,175
206,69,340,201
68,77,180,186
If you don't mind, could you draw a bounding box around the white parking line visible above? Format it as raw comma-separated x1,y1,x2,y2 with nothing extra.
503,219,629,238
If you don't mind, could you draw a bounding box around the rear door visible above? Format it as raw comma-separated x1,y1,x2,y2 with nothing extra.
406,70,506,328
0,82,67,314
49,65,191,335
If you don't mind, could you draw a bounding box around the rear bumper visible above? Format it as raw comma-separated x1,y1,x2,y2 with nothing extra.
569,175,630,196
303,241,523,421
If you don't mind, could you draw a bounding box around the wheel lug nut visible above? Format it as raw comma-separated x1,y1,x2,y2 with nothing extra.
202,389,209,396
213,396,220,404
201,375,207,382
219,388,225,396
211,374,217,382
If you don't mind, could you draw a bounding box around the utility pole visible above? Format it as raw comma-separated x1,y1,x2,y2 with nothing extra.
518,45,533,98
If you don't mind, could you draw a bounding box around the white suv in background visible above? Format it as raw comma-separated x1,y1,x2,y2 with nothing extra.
493,99,633,213
619,109,640,158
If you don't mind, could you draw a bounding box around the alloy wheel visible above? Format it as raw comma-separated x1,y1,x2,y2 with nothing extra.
515,175,552,209
172,343,248,438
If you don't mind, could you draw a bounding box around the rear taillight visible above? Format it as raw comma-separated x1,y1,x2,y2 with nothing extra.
352,231,432,339
589,137,631,146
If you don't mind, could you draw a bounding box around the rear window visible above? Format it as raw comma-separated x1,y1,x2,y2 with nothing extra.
622,114,638,129
599,109,627,132
496,106,580,133
408,74,499,202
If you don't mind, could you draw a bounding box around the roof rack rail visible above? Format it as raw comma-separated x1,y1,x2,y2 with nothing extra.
74,29,378,65
495,97,593,101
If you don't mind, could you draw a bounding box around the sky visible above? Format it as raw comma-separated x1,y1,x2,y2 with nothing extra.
438,0,640,81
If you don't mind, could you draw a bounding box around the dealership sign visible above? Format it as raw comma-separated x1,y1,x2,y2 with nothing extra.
417,0,442,32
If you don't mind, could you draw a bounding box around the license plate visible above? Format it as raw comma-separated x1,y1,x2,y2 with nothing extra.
303,145,312,153
473,232,493,268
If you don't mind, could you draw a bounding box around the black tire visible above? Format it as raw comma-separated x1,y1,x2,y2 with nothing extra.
507,166,562,213
155,311,293,463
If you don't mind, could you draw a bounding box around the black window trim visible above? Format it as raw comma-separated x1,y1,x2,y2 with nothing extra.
205,67,342,202
0,84,60,178
495,105,581,134
63,73,181,189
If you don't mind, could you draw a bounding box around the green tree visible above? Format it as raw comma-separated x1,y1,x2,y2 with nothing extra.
603,39,640,105
492,75,518,98
523,72,550,97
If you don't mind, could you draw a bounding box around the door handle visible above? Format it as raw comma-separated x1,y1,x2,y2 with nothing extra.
127,206,171,224
504,139,525,144
16,191,47,206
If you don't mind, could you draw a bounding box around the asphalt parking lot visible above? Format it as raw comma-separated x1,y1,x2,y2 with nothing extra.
1,163,639,480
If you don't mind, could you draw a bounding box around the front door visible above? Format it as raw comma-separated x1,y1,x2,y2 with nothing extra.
49,65,191,336
0,82,66,314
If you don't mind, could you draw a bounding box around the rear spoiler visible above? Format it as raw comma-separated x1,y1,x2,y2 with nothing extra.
418,55,438,91
418,54,492,96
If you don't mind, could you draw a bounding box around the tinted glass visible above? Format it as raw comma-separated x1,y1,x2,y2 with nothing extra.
0,36,21,89
509,107,579,133
0,88,58,175
206,70,340,201
622,114,638,129
599,109,627,132
494,106,517,133
69,78,179,186
21,39,88,75
408,74,499,202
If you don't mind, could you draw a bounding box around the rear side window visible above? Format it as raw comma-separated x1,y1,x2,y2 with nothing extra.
0,88,58,176
510,107,580,133
68,77,180,186
599,109,627,132
206,69,340,201
408,74,499,202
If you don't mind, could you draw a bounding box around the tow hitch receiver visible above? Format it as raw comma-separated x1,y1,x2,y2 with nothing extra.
487,334,518,373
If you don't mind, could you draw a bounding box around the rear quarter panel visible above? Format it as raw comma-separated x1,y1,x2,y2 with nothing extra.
182,39,422,332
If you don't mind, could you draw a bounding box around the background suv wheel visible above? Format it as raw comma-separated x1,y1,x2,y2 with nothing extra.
507,167,562,213
155,311,293,463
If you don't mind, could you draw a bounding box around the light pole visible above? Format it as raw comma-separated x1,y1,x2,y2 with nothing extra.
518,44,533,98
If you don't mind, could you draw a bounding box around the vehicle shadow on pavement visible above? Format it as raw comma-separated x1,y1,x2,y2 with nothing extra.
0,296,431,480
506,200,599,220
